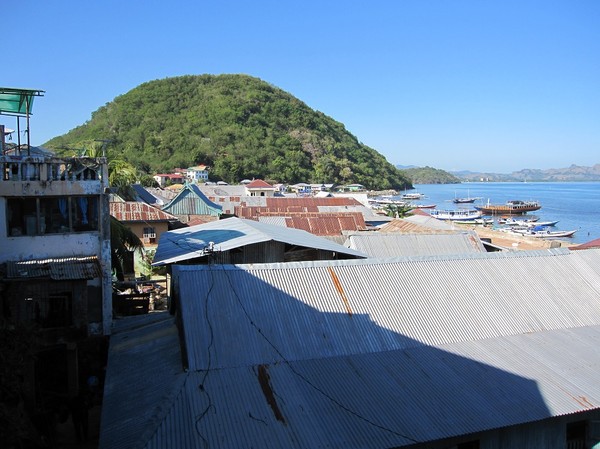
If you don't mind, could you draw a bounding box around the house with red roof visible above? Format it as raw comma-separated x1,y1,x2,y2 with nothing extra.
244,179,277,197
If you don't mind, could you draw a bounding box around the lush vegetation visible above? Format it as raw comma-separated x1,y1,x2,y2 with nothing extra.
399,166,461,184
45,74,412,190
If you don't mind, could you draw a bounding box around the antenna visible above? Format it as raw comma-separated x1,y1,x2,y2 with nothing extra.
95,139,113,158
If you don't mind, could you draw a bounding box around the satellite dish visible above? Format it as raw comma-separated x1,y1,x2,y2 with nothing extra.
3,127,14,135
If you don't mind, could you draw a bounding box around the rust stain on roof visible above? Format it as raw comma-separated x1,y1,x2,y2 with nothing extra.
257,364,286,424
327,267,353,317
110,201,178,222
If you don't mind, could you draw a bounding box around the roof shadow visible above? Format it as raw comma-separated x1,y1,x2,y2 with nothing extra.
169,264,554,448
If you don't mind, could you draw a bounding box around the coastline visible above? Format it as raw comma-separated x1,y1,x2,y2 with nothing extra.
455,223,576,251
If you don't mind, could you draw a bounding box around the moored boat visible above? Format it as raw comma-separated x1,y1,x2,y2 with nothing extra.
429,208,483,221
476,199,541,215
453,197,477,204
410,203,436,209
511,226,576,238
500,218,558,228
401,192,425,200
454,217,494,225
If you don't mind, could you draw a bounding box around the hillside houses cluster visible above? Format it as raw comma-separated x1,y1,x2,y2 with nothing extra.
3,87,600,448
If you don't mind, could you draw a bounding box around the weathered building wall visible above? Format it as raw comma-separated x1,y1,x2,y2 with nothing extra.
0,232,103,263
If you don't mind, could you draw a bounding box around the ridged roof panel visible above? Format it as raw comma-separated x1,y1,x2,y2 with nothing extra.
346,232,485,257
100,249,600,449
109,201,178,222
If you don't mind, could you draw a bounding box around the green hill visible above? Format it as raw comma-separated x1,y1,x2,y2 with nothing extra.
399,166,461,184
45,74,412,190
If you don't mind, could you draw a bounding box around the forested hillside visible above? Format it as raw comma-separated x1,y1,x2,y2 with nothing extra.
399,166,461,184
45,74,411,190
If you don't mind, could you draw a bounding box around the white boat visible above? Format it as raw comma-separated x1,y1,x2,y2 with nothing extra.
512,227,576,238
454,217,494,225
501,218,558,228
429,209,483,221
497,217,539,225
401,192,425,200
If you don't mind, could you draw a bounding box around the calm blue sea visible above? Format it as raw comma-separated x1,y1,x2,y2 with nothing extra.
398,182,600,245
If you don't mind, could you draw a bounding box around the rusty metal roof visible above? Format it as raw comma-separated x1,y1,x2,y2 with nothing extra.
5,255,101,280
109,201,178,222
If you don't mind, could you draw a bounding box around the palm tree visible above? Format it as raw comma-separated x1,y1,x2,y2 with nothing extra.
110,216,143,281
383,203,413,219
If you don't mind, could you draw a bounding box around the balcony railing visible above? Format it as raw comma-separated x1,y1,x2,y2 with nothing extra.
1,155,107,183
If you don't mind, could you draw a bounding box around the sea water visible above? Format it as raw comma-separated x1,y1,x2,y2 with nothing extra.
398,182,600,245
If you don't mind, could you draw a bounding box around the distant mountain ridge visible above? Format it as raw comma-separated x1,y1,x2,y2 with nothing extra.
452,164,600,182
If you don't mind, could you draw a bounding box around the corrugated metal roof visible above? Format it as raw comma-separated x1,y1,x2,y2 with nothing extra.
162,184,223,216
99,312,186,449
110,201,178,222
100,248,600,448
248,212,367,236
5,255,101,280
257,216,289,227
175,249,600,371
378,216,457,233
152,217,367,265
131,183,164,206
345,231,486,257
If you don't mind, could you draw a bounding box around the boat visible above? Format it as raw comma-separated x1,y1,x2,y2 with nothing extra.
453,197,477,204
499,218,558,228
476,199,541,215
401,192,425,200
429,209,483,221
497,217,539,225
452,190,481,204
512,227,577,238
454,217,494,226
410,203,436,209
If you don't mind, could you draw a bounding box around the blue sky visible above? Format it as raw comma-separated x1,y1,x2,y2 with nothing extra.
3,1,599,173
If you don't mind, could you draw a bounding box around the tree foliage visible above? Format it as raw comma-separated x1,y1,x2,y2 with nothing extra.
44,74,412,190
399,166,461,184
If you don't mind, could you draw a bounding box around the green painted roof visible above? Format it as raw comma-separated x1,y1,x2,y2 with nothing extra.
0,87,45,116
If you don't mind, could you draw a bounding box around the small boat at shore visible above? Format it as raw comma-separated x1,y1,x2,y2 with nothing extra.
429,208,483,221
511,227,576,238
497,217,539,225
454,217,494,226
476,199,541,215
500,218,558,228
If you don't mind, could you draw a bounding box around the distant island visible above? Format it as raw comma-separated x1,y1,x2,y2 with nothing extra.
452,164,600,182
399,164,600,183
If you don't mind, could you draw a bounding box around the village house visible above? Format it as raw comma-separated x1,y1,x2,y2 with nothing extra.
152,173,185,188
185,164,209,183
244,178,277,197
151,216,367,267
160,183,223,223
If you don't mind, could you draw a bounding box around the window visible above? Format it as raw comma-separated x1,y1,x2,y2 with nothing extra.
7,196,99,236
143,226,156,243
19,293,73,328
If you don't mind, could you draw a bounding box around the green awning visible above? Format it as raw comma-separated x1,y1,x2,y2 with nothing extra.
0,87,45,116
